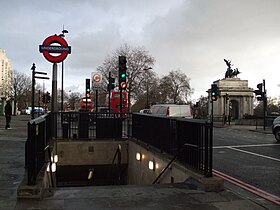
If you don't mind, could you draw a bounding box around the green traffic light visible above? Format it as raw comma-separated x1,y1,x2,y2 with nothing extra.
121,73,126,78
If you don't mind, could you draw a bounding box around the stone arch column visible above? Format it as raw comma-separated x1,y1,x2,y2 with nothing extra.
230,100,239,120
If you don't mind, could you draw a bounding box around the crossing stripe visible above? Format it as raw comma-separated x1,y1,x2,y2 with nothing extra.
214,144,280,162
214,143,280,149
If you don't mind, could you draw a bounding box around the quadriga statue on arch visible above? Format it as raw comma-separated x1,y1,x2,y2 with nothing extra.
224,59,241,78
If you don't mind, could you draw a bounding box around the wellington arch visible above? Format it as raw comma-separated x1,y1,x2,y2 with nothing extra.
207,60,254,122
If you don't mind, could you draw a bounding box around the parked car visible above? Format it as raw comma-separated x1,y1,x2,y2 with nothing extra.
149,104,192,118
272,116,280,142
25,106,44,115
139,109,150,114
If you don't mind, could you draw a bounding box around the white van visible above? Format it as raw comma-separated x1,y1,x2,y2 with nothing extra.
149,104,192,118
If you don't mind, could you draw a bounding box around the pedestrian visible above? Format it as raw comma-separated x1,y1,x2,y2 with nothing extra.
5,100,12,129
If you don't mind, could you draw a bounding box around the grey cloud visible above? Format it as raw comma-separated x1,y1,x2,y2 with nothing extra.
1,0,280,99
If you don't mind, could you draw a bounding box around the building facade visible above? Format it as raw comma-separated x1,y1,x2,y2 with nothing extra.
0,49,13,114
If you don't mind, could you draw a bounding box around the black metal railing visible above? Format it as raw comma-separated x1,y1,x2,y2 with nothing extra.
52,111,132,140
132,113,213,177
132,114,177,154
26,114,51,185
176,119,212,177
26,111,213,185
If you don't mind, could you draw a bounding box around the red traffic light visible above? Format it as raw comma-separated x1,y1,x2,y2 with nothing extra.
211,96,217,101
120,82,127,89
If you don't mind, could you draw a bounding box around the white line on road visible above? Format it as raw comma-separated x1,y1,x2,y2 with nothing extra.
215,145,280,162
214,143,280,149
228,147,280,162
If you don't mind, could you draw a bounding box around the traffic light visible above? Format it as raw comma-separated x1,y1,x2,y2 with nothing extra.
46,92,51,103
211,84,219,101
107,77,115,92
119,56,127,90
254,83,264,101
225,93,229,101
254,83,262,95
86,78,91,98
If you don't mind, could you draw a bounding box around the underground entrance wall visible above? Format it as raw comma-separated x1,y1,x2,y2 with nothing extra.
54,139,222,190
17,139,223,199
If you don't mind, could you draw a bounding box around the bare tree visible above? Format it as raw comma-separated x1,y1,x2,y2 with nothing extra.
194,95,209,118
13,71,32,111
67,91,82,110
131,73,160,111
97,43,155,111
159,69,193,104
254,97,280,116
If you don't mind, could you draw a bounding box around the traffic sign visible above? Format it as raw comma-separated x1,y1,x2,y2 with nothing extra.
91,72,102,88
39,35,71,63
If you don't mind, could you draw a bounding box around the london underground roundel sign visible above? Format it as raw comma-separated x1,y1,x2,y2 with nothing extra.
39,35,71,63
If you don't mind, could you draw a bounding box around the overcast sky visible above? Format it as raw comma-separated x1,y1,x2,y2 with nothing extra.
1,0,280,101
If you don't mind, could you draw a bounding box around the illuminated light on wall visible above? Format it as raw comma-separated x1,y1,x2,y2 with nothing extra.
156,163,159,169
51,163,56,172
46,163,50,172
54,155,58,163
46,163,57,173
51,155,59,163
136,152,142,161
88,168,94,180
149,160,155,171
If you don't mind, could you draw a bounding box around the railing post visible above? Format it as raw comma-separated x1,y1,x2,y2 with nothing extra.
26,114,50,185
79,111,89,139
205,121,213,177
27,122,36,185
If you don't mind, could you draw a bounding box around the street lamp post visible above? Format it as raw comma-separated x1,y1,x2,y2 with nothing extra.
59,27,69,112
144,67,152,109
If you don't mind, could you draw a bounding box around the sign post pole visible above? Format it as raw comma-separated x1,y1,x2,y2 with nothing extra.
51,63,58,113
31,64,36,119
52,63,58,138
39,34,70,138
95,90,98,113
91,72,102,113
